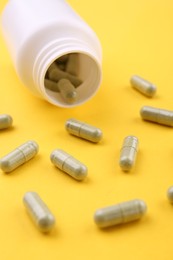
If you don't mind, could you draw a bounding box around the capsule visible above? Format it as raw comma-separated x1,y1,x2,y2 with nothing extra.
49,68,82,87
0,140,39,173
94,199,147,228
23,191,56,232
130,75,157,97
0,114,13,130
47,61,58,74
55,55,69,70
65,118,103,143
57,79,77,103
140,106,173,127
167,186,173,203
50,149,88,181
44,79,59,92
66,53,79,76
56,54,69,64
119,136,139,171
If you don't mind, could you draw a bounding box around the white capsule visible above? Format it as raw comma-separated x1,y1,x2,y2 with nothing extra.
50,149,88,181
94,199,147,228
119,136,139,171
130,75,157,97
140,106,173,127
65,118,103,143
167,186,173,203
57,78,77,103
49,68,82,87
0,140,39,173
0,114,13,130
23,191,56,232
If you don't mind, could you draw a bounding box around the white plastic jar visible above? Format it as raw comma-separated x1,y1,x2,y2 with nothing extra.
1,0,102,107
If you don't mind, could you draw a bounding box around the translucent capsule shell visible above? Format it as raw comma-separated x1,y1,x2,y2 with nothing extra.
130,75,157,97
119,136,139,171
0,114,13,130
0,140,39,173
140,106,173,127
94,199,147,228
50,149,88,181
65,118,103,143
23,191,56,232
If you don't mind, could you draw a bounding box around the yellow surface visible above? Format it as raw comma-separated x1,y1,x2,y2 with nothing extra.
0,0,173,259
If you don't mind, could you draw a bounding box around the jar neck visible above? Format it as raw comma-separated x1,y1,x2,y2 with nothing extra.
33,38,102,107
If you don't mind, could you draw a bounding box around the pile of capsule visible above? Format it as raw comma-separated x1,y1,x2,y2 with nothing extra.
1,80,173,234
44,53,82,104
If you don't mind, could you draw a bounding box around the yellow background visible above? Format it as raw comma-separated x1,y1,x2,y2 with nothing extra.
0,0,173,259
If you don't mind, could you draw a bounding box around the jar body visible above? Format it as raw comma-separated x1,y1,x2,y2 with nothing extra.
1,0,102,107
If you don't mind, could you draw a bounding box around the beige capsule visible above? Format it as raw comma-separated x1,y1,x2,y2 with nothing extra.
119,136,139,171
94,199,147,228
0,114,13,130
45,78,77,104
66,53,79,76
55,55,69,70
49,68,82,87
130,75,157,97
65,118,103,143
56,54,69,64
47,59,67,74
57,79,77,103
56,62,66,71
50,149,88,181
140,106,173,127
0,140,39,173
167,186,173,203
44,79,60,92
23,191,56,232
47,61,58,74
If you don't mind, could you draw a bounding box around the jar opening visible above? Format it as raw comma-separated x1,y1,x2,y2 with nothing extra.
43,52,101,107
33,38,102,108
